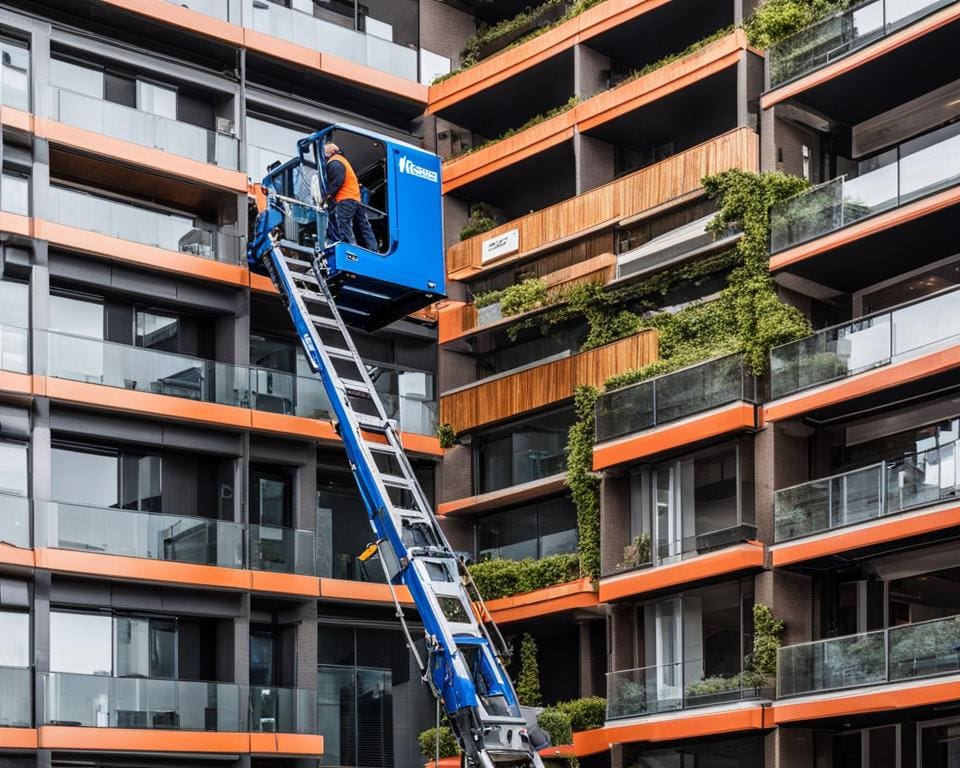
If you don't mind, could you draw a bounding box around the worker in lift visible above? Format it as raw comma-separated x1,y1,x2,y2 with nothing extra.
321,142,378,252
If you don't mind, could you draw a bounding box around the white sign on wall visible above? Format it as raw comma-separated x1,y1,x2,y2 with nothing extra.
481,229,520,263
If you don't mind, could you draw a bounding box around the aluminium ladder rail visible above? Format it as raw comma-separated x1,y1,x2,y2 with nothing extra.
255,227,544,768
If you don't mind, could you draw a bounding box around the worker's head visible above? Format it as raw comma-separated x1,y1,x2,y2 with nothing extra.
323,142,340,159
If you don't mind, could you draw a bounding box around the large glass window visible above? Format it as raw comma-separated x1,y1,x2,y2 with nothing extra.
115,616,176,679
50,611,113,675
51,444,162,512
921,718,960,767
246,116,312,181
135,310,180,352
0,37,29,110
476,496,577,562
0,279,28,330
625,735,764,767
49,292,104,338
0,441,27,497
476,407,575,493
250,465,293,528
0,610,29,667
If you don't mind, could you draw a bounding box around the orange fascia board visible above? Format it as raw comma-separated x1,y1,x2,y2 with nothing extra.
571,726,611,756
250,570,321,597
427,0,672,113
772,500,960,567
0,728,38,750
761,1,960,109
599,542,765,603
437,473,568,517
0,211,33,238
0,370,34,397
38,118,248,193
0,543,35,570
0,105,32,133
769,184,960,272
764,343,960,422
772,676,960,724
593,403,758,471
38,726,250,753
483,577,598,624
102,0,425,105
37,220,248,288
440,30,747,194
605,703,768,746
249,732,324,756
319,577,413,605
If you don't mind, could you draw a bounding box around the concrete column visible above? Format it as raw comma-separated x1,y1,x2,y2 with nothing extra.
766,727,816,768
609,603,637,672
437,442,473,503
754,569,813,648
760,104,778,174
295,603,318,691
574,43,610,100
233,593,250,686
442,194,470,251
574,131,615,195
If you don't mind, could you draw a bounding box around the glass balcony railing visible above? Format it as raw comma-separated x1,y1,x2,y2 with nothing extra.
249,524,315,576
162,0,239,21
51,87,239,169
769,0,956,87
770,285,960,398
605,524,758,578
250,368,331,419
249,686,317,734
47,185,240,264
0,667,32,727
42,501,245,568
0,173,29,216
0,492,31,549
607,659,761,720
0,45,29,111
775,441,960,541
382,392,438,436
770,122,960,254
596,354,757,444
46,331,251,406
43,673,243,730
0,324,28,373
778,615,960,697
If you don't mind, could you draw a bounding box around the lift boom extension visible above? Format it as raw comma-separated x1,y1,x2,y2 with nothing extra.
248,125,545,768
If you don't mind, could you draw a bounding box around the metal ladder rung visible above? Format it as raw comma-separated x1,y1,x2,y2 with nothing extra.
283,256,313,269
326,346,357,362
342,378,371,396
380,473,413,489
364,440,401,455
309,314,342,330
299,290,329,305
277,240,315,255
291,272,320,286
356,415,390,432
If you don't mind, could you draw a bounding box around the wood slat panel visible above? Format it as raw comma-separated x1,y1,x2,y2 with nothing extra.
440,329,658,433
447,127,758,278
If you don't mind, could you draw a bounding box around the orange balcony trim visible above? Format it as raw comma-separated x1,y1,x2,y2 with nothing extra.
442,331,658,433
771,675,960,724
446,128,758,279
37,220,248,288
38,726,250,753
427,0,671,113
593,403,758,471
319,577,413,605
250,570,321,598
599,541,765,603
605,702,767,746
0,105,32,133
0,728,38,750
571,726,611,756
438,473,569,518
482,577,598,624
771,500,960,567
0,211,33,238
0,543,36,570
441,31,747,194
769,184,960,272
0,370,33,397
761,1,960,109
249,733,325,756
764,343,960,422
103,0,426,105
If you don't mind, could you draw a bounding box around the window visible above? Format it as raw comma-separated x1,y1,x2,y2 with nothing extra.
476,496,577,562
115,616,176,679
0,37,29,111
135,310,180,352
0,441,27,497
49,293,104,339
835,725,900,767
920,718,960,767
137,80,176,119
476,407,574,493
0,171,28,215
50,611,113,675
250,465,293,528
51,444,161,512
0,610,29,667
0,278,28,330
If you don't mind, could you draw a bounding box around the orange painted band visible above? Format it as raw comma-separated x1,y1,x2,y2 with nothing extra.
483,577,598,624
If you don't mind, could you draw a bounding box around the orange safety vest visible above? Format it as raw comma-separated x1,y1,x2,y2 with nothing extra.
329,154,362,203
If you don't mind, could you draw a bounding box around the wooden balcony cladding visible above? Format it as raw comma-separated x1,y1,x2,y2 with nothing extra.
439,252,616,343
446,127,759,280
440,330,658,433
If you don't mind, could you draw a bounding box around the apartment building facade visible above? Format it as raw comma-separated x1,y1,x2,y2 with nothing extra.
3,1,960,768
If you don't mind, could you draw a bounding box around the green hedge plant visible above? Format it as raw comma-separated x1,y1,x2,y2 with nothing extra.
516,633,542,706
418,726,460,758
468,554,580,600
537,709,572,746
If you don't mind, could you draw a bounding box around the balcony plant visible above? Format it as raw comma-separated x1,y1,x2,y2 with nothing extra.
468,553,581,600
460,202,503,241
418,725,460,759
517,633,543,706
620,532,652,570
537,708,572,746
436,422,458,449
546,696,606,731
684,672,745,704
744,603,784,690
745,0,855,49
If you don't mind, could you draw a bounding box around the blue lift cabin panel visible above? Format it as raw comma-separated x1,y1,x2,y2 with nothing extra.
253,124,446,332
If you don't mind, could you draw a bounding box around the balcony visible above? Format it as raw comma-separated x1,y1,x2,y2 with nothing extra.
441,331,658,434
0,493,29,550
248,524,315,575
0,667,32,728
778,615,960,698
50,86,239,170
769,122,960,255
776,442,960,542
596,354,757,444
769,285,960,400
768,0,956,88
0,41,28,111
248,686,317,734
446,128,758,279
0,324,28,374
607,661,761,720
48,185,241,264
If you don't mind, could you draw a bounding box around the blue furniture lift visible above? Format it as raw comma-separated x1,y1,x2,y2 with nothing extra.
248,125,546,768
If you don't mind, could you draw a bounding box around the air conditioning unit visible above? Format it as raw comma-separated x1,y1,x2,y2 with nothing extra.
216,117,236,136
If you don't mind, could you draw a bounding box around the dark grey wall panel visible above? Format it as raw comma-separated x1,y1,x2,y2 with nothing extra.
0,404,30,440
